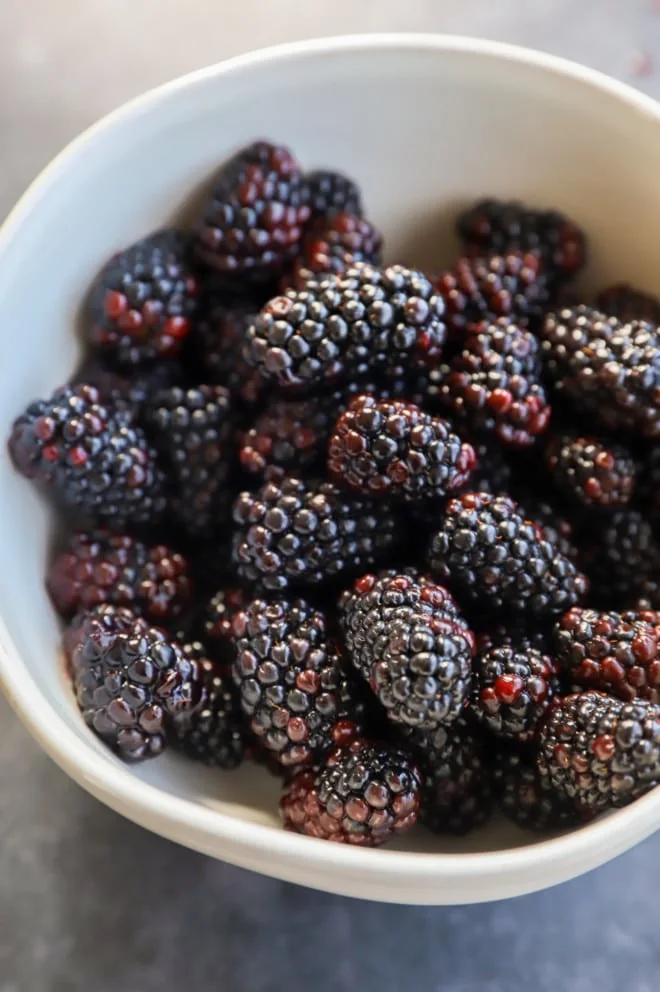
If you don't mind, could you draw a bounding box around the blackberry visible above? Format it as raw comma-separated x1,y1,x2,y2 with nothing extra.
87,230,199,365
286,214,382,291
304,169,363,220
546,433,636,509
62,603,150,669
538,690,660,812
231,598,363,766
581,510,660,606
71,615,203,761
47,530,192,625
437,319,551,448
540,306,618,382
192,298,266,407
456,198,586,283
554,607,660,703
427,492,588,617
202,587,248,669
471,643,560,741
238,391,342,477
280,739,422,846
493,748,589,831
596,283,660,325
243,262,446,390
232,473,398,591
8,384,167,528
146,385,234,538
195,140,310,274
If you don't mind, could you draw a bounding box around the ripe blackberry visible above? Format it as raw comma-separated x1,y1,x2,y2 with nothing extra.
582,510,660,606
540,306,618,381
87,230,199,365
238,391,341,477
62,603,150,669
493,748,589,831
538,690,660,811
554,607,660,703
231,598,363,766
202,587,248,669
435,252,548,339
243,262,446,389
286,214,382,291
232,473,398,591
8,384,167,528
596,283,660,325
192,297,266,407
428,492,588,617
304,169,363,220
471,643,560,741
545,433,636,509
280,739,422,846
71,615,203,761
456,198,586,283
195,140,310,274
47,530,192,625
437,319,551,448
146,385,234,538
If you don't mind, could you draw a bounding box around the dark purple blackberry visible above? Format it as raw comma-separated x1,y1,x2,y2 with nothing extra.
192,298,266,407
327,394,476,501
304,169,363,220
456,199,586,283
72,356,187,418
538,691,660,812
471,643,560,741
285,214,382,291
62,603,151,669
195,140,310,274
70,615,203,761
243,262,446,389
146,385,234,538
280,739,422,846
8,384,167,527
232,473,398,591
47,530,192,625
436,319,551,448
546,433,636,509
493,748,590,831
87,230,199,365
540,306,618,382
553,608,660,704
231,598,363,767
428,492,588,617
202,587,248,670
581,510,660,606
596,283,660,324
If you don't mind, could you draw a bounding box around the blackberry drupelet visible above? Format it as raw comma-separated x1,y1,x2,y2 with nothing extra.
8,384,167,528
427,492,588,617
192,297,266,407
303,169,363,220
280,739,422,845
286,214,382,290
471,643,560,741
581,509,660,606
195,140,310,274
493,748,589,831
87,230,199,365
596,283,660,325
538,690,660,812
546,433,636,509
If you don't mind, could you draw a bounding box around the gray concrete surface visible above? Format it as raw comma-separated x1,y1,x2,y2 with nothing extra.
1,2,659,989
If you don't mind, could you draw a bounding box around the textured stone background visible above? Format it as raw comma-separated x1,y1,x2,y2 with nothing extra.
1,2,659,990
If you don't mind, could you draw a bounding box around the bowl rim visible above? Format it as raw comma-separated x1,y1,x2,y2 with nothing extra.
0,32,659,889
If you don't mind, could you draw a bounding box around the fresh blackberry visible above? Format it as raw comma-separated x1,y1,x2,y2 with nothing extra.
73,357,186,418
238,391,342,477
243,262,446,389
47,530,192,625
493,748,589,831
304,169,363,220
195,140,310,274
471,643,560,741
280,739,422,846
87,230,199,365
456,198,586,283
231,598,363,766
62,603,150,669
546,433,636,509
192,298,266,407
428,492,588,617
286,214,382,291
538,690,660,812
71,615,203,761
540,306,618,382
8,384,167,527
581,510,660,606
437,318,551,448
596,283,660,325
232,473,398,591
146,385,234,538
554,607,660,703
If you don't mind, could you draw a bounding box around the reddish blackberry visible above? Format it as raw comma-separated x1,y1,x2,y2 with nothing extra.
471,643,560,741
437,319,551,448
546,434,636,509
243,262,446,389
327,394,476,501
596,283,660,324
146,385,234,538
493,748,589,831
581,510,660,606
202,587,248,669
71,615,203,761
62,603,150,669
553,608,660,703
538,691,660,811
286,214,382,291
192,298,266,407
195,140,310,274
47,530,192,625
232,473,398,591
304,169,363,220
87,230,199,365
8,384,167,527
456,198,586,283
231,598,363,766
238,391,341,477
428,492,588,617
280,739,422,845
435,252,548,338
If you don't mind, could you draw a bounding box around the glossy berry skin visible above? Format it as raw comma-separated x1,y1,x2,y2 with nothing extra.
303,169,363,220
286,213,382,291
471,644,560,741
493,748,590,832
280,739,422,846
546,434,636,509
596,283,660,324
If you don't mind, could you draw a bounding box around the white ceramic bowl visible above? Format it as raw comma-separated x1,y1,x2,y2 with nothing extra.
0,34,659,905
